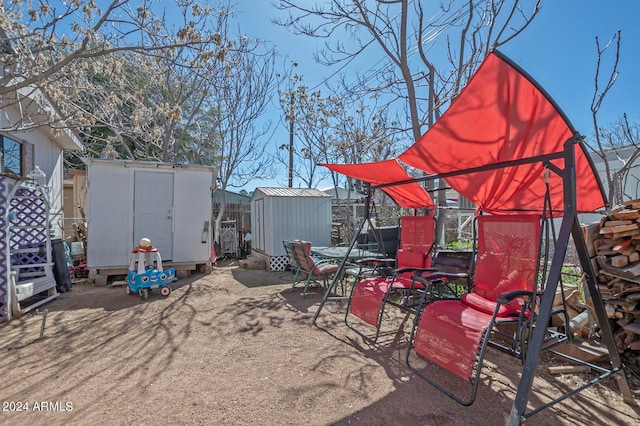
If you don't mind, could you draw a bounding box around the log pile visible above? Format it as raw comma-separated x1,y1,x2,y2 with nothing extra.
589,199,640,367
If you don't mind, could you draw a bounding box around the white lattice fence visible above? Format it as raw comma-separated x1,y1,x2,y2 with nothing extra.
0,177,7,323
9,184,49,278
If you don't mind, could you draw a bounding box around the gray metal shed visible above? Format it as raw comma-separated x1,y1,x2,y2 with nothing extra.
250,187,331,269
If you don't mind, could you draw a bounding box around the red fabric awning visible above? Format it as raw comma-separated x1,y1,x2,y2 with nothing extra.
398,52,605,214
322,51,605,214
321,160,434,209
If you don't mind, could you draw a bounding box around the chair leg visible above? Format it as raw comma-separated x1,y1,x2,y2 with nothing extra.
324,273,338,296
373,286,410,343
301,271,314,298
290,268,301,291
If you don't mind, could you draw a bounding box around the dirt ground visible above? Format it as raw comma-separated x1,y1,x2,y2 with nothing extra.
1,260,639,426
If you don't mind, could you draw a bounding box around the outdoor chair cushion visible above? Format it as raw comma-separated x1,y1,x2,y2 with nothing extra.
313,262,339,276
470,270,527,316
461,292,519,317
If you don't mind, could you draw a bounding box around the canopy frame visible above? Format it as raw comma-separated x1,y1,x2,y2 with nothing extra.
313,139,634,423
312,49,633,422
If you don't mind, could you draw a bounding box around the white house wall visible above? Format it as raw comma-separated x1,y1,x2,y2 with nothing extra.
35,139,65,238
26,136,64,238
578,146,640,225
592,146,640,202
1,106,65,238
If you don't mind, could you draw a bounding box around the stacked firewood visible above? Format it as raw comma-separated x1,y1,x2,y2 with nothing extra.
590,199,640,365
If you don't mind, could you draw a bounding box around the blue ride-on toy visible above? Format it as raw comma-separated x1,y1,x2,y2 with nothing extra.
126,238,176,300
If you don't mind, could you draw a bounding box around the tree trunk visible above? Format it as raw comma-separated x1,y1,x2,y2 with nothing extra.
214,186,227,246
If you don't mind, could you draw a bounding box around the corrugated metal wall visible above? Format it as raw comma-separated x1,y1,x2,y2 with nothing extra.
251,190,331,257
270,196,331,254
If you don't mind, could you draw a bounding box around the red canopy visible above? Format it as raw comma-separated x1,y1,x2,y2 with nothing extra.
321,159,434,209
398,51,605,213
323,51,605,214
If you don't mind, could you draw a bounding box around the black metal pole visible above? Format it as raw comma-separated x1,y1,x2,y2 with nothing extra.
508,140,635,424
310,186,372,325
508,140,577,425
570,211,635,404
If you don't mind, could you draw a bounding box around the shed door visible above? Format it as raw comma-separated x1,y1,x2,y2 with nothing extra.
254,198,265,252
134,171,173,260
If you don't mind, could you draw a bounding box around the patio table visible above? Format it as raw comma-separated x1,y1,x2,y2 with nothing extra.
307,245,393,309
311,246,384,261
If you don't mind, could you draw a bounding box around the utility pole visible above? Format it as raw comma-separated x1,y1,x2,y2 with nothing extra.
288,91,294,188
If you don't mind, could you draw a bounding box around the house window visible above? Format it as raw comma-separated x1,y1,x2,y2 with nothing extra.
1,135,23,176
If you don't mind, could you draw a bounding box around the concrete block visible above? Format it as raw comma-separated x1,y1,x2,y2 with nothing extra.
176,270,191,279
94,275,108,286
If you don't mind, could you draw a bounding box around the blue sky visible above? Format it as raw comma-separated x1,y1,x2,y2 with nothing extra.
233,1,640,193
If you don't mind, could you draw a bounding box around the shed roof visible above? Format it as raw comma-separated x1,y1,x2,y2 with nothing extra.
81,158,217,174
251,187,331,199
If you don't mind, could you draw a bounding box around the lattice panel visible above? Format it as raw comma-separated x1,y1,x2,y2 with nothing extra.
269,255,289,271
6,183,50,286
11,251,47,276
8,184,48,251
0,177,7,323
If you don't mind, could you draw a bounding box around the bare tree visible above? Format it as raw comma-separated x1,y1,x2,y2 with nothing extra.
64,40,230,165
277,75,403,188
211,36,279,245
274,0,541,241
588,113,640,205
585,31,640,206
276,79,404,239
0,0,231,141
91,4,249,164
277,85,341,189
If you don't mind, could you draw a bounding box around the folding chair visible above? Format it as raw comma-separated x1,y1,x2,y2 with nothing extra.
406,213,559,405
345,215,436,343
291,240,339,298
283,240,303,287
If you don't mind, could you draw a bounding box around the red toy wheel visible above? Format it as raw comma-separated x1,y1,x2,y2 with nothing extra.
160,286,171,297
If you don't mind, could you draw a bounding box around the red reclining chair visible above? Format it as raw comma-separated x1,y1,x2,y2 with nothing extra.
406,214,547,405
345,215,436,343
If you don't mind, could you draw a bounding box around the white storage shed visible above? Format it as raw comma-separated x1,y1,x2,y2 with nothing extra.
83,159,217,274
250,187,332,270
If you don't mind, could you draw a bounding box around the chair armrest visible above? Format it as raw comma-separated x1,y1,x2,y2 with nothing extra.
393,266,437,275
357,258,395,266
418,271,468,281
411,272,468,291
496,289,533,305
